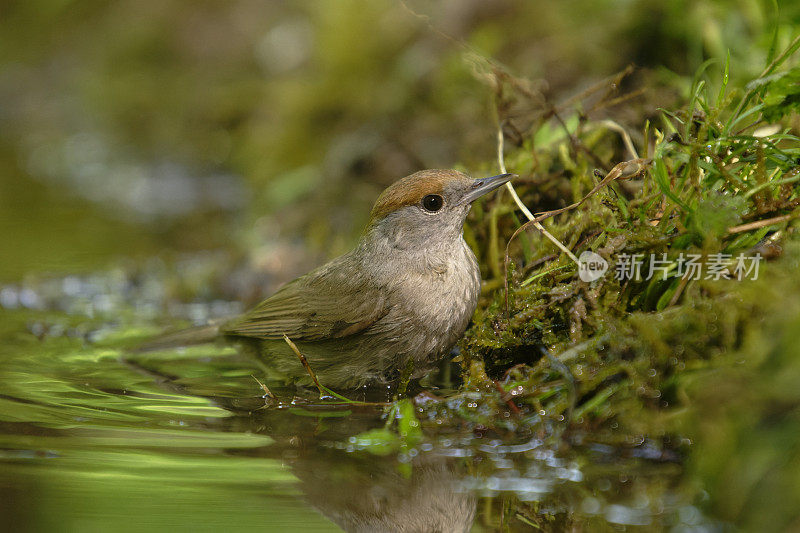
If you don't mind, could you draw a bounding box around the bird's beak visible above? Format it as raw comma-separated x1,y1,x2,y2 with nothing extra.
460,173,515,204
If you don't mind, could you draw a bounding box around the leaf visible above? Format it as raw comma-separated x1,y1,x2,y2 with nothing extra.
746,67,800,122
653,156,690,211
351,428,400,456
396,398,423,445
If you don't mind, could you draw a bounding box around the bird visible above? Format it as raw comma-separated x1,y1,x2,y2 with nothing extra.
140,169,513,389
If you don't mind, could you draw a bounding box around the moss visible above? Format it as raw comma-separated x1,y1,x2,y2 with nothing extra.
436,38,800,529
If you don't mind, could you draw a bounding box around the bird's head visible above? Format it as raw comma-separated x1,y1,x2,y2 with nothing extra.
365,169,514,247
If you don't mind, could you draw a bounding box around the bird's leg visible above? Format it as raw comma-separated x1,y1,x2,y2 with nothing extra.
396,358,415,398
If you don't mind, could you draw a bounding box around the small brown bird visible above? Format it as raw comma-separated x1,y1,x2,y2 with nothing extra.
144,169,513,389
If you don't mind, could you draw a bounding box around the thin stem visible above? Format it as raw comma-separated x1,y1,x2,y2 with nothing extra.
727,212,797,234
283,334,327,398
496,125,580,265
595,119,639,160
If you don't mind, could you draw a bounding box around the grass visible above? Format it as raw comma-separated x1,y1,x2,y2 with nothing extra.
350,36,800,531
3,5,799,528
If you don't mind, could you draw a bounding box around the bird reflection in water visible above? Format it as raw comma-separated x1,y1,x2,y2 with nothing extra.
224,397,477,533
292,448,475,533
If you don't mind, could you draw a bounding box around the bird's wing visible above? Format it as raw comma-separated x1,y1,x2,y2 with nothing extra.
221,262,390,341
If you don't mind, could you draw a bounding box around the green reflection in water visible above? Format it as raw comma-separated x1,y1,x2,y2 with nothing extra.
3,450,339,532
0,307,341,532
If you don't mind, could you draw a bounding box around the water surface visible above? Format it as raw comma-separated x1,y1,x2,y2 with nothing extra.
0,269,706,532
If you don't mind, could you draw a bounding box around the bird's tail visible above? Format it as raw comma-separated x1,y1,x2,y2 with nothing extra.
134,321,223,353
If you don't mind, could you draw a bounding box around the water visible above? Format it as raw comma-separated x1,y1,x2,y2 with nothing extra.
0,125,707,531
0,269,709,532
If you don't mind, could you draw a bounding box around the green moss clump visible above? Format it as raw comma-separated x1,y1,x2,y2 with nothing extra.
447,40,800,530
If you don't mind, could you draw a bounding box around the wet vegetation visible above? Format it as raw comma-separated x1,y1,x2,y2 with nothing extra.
2,1,800,531
455,41,800,529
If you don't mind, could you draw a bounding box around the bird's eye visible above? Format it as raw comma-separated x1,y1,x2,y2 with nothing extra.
421,194,444,212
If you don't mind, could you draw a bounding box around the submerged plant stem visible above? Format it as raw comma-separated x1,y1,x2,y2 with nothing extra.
283,333,327,398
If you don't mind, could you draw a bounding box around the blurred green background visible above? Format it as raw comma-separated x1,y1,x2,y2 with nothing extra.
2,1,800,532
2,0,794,283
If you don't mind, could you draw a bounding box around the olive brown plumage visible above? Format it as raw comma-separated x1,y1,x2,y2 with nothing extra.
142,169,514,389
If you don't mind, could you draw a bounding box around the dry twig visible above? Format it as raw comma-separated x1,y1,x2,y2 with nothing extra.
283,334,327,398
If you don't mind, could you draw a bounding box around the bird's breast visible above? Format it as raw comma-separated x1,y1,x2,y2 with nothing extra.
376,238,481,358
